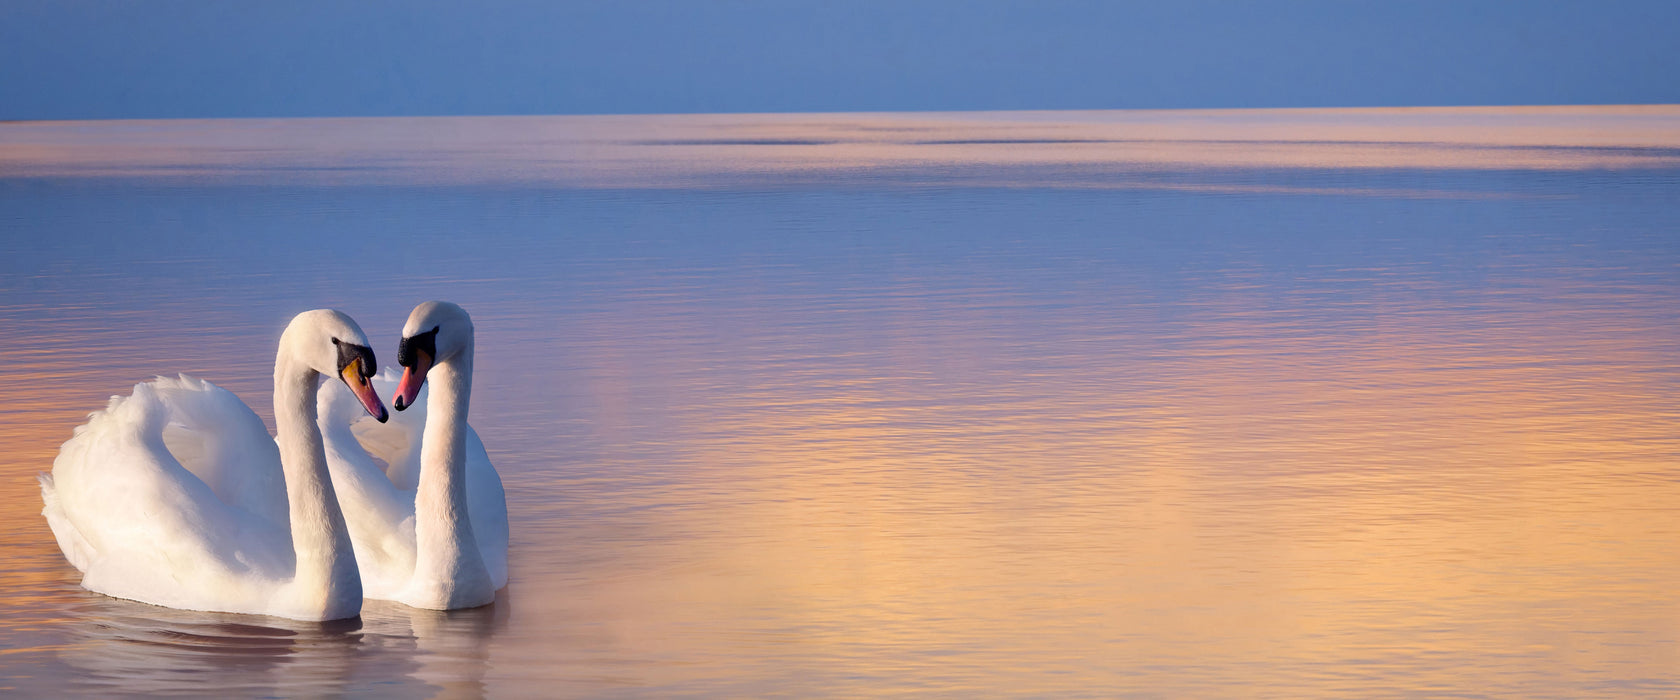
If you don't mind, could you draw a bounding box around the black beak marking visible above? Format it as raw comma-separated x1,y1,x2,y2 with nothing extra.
335,340,377,379
396,326,440,369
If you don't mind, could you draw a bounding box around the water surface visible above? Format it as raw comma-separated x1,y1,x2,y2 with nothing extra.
2,107,1679,697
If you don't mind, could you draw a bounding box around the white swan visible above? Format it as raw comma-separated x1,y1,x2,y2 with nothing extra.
37,309,391,621
320,301,507,610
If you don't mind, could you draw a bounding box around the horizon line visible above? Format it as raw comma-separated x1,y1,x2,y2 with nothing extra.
5,102,1680,126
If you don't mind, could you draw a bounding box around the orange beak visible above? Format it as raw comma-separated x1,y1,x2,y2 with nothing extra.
340,357,389,423
393,348,431,411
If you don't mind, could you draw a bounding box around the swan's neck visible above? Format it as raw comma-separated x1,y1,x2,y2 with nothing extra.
274,356,362,616
411,345,493,607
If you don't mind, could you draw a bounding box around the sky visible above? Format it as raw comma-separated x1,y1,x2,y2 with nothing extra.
1,0,1677,121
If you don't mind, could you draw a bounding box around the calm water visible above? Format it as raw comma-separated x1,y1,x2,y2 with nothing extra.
2,107,1679,697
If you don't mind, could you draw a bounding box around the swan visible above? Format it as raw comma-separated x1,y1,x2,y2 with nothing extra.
319,301,507,610
37,309,390,621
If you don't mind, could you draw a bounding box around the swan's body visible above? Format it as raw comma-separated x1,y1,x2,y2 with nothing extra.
38,310,388,621
322,301,504,610
320,367,509,602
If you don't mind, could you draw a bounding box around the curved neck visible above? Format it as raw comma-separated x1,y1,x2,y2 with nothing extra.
274,354,361,613
411,340,493,606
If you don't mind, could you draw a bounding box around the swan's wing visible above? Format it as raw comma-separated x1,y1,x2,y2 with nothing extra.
47,380,292,609
465,425,509,590
320,368,423,498
323,368,426,487
366,368,426,490
38,472,93,572
149,375,289,533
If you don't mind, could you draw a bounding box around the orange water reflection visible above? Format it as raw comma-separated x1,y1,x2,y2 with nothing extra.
493,264,1680,695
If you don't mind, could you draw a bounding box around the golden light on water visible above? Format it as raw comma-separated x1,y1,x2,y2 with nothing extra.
521,273,1680,693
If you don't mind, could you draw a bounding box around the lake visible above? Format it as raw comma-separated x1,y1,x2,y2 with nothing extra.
2,106,1679,697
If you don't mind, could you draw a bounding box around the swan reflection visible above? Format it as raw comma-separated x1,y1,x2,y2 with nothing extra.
371,594,512,697
55,589,509,697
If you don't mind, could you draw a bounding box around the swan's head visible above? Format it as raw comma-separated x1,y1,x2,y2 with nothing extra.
393,301,473,411
284,309,389,423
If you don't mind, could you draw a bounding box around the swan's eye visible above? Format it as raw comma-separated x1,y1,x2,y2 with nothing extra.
335,341,377,378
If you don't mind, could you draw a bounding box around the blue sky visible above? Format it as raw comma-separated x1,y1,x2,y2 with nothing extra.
2,0,1676,120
